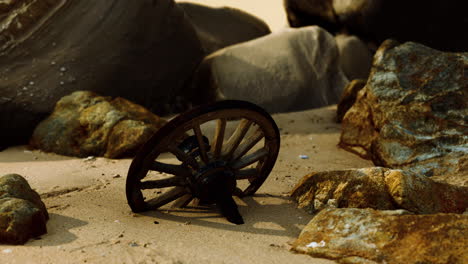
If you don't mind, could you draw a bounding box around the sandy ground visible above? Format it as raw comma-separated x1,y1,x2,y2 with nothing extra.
0,105,373,264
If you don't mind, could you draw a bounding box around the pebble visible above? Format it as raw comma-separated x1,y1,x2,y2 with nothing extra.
299,154,309,159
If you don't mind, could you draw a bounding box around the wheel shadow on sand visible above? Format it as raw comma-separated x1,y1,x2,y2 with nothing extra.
141,194,311,237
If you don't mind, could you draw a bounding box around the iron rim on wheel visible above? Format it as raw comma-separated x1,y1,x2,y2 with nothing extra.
125,100,280,224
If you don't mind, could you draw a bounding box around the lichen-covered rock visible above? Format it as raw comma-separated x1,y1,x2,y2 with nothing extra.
335,35,373,81
340,40,468,176
336,79,366,123
291,168,395,213
0,174,48,220
178,2,270,54
189,26,349,113
291,168,468,214
385,170,468,214
30,91,167,158
292,208,468,264
0,0,203,149
0,174,48,244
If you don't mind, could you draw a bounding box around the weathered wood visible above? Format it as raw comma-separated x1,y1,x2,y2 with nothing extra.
212,118,226,159
168,145,199,170
193,123,210,164
150,161,192,177
231,148,268,169
232,127,264,161
139,177,187,189
146,187,188,209
222,119,253,159
235,168,258,179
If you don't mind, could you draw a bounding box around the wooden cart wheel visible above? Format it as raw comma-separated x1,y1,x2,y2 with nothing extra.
126,100,280,224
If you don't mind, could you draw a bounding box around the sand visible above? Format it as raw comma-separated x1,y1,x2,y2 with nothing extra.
0,2,374,263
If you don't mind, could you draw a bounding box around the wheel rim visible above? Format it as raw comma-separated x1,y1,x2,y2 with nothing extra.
125,100,280,221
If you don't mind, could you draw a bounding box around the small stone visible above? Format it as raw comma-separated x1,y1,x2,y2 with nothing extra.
129,242,139,247
153,221,159,224
60,67,66,72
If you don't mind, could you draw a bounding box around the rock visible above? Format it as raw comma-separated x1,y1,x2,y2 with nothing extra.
178,2,270,54
189,26,349,113
336,79,366,122
30,91,167,158
340,40,468,176
291,168,468,214
0,174,48,244
291,167,396,213
335,34,373,80
0,0,203,149
385,170,468,214
292,208,468,264
283,0,339,33
0,174,48,220
284,0,468,52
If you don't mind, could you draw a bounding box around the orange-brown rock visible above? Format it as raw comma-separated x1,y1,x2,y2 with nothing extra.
291,167,396,213
291,167,468,214
30,91,167,158
292,208,468,264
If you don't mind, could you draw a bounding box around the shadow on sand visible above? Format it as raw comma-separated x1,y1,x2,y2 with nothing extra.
141,194,311,237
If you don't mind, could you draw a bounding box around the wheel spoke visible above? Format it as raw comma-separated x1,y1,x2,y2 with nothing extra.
139,177,187,189
222,119,253,160
231,148,268,169
150,161,192,177
146,187,188,209
171,194,194,208
232,127,264,161
212,118,226,159
235,168,259,179
168,145,199,170
193,123,210,164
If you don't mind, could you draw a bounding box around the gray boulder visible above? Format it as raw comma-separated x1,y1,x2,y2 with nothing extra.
335,34,373,80
340,40,468,177
0,0,203,149
178,2,270,54
0,174,48,244
189,26,349,113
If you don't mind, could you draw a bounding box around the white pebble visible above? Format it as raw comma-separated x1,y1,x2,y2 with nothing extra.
2,249,12,254
299,154,309,159
306,240,326,248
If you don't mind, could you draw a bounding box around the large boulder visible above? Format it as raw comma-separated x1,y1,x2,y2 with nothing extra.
30,91,167,158
0,0,203,149
0,174,48,244
291,167,395,213
335,34,373,80
291,168,468,214
284,0,468,52
292,208,468,264
188,26,349,113
339,40,468,177
178,2,270,54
